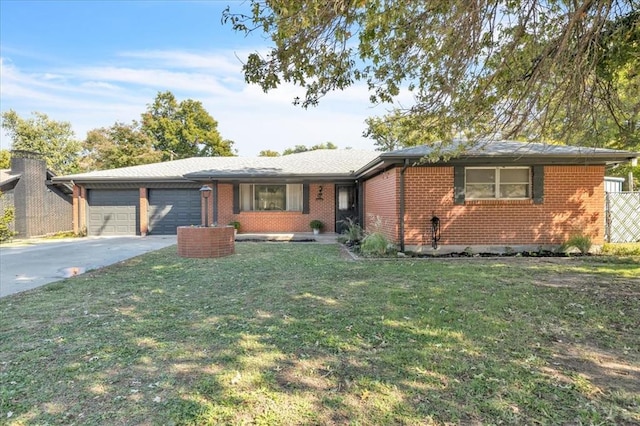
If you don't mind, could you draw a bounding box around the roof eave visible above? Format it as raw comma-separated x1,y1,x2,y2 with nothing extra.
52,176,192,184
184,173,358,181
0,174,21,187
380,152,638,165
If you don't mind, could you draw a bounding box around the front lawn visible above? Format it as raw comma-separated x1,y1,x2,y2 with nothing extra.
1,244,638,425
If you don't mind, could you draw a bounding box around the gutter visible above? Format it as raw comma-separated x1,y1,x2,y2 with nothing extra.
51,176,189,184
184,173,360,181
380,153,638,166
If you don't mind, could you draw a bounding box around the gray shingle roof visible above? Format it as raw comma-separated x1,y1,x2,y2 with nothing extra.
352,140,638,177
186,149,379,178
382,139,637,158
55,149,380,182
53,141,637,183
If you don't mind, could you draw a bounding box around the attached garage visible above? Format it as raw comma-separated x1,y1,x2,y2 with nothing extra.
87,189,139,236
148,188,201,235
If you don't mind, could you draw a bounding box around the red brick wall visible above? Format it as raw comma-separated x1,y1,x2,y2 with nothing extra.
400,165,605,247
363,169,399,241
217,183,337,233
177,226,235,258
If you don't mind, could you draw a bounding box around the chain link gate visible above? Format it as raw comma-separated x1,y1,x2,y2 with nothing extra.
605,192,640,243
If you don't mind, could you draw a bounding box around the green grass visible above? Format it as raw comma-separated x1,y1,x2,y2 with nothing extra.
1,243,639,425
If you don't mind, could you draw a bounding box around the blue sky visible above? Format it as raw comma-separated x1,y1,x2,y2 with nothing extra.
0,0,384,156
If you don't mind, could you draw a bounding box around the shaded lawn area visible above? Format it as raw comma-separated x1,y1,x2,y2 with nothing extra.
1,243,639,425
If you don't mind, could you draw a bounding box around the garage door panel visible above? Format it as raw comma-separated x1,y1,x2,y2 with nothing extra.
88,190,139,236
149,189,201,235
115,212,134,221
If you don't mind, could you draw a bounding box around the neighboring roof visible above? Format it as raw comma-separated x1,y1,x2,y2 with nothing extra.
53,149,381,183
0,168,73,194
357,140,639,177
0,169,22,190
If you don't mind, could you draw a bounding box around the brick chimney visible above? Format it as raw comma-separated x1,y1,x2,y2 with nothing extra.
11,151,47,237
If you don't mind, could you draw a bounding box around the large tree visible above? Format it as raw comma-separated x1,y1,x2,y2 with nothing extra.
0,150,10,169
141,91,235,160
259,149,281,157
364,111,443,151
81,121,162,171
1,110,81,174
282,142,338,155
224,1,639,151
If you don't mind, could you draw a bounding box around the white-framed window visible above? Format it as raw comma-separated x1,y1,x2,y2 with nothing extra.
465,167,531,199
239,184,303,211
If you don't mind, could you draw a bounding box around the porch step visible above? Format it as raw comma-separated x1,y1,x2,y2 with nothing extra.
235,232,338,244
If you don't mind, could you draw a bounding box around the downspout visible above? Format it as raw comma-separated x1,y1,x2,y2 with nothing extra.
399,159,409,252
212,181,218,225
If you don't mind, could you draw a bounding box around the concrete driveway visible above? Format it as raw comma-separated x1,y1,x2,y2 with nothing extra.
0,235,176,298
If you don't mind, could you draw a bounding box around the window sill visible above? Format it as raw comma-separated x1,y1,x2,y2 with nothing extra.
465,199,533,205
239,211,303,214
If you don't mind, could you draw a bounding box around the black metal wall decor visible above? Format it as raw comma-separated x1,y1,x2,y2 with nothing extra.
431,215,441,249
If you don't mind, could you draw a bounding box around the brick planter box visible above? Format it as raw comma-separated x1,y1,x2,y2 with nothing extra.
177,226,235,258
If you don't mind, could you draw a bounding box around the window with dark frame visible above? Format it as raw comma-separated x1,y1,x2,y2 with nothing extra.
465,167,531,200
239,184,303,211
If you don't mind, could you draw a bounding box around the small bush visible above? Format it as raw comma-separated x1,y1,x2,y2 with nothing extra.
0,192,16,242
563,234,593,255
0,208,16,242
602,243,640,256
341,217,363,243
45,231,77,239
361,232,392,256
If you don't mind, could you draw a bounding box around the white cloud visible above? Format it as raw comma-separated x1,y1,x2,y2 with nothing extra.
118,49,246,74
1,49,383,155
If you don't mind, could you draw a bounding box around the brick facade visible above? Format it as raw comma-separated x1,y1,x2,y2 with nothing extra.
363,170,399,238
217,183,337,233
177,226,235,258
373,164,606,249
68,162,609,247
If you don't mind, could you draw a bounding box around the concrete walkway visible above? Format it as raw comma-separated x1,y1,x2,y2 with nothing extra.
0,235,176,298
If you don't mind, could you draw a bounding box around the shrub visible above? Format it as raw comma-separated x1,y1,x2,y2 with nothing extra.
602,243,640,256
0,204,16,242
228,221,241,231
562,234,593,255
361,232,392,256
341,217,363,243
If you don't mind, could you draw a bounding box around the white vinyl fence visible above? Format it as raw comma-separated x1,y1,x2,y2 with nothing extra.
605,192,640,243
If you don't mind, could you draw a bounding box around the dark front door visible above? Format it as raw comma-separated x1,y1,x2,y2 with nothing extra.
335,185,357,234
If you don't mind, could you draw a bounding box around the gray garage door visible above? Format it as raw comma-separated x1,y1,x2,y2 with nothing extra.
87,190,139,236
149,189,201,235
